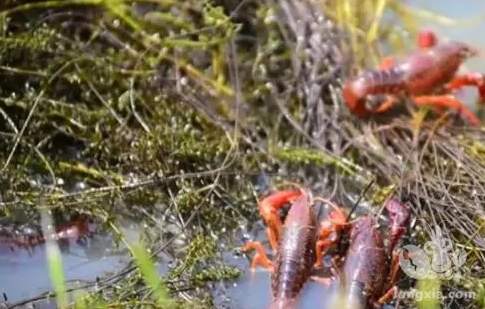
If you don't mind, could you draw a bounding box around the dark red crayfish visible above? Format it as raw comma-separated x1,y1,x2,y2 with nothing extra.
241,188,319,309
343,30,485,126
315,199,411,309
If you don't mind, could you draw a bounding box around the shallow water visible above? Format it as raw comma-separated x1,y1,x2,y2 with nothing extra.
224,270,332,309
0,225,135,304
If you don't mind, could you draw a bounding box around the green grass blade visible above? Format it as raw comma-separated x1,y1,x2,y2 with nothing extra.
131,242,174,306
40,210,69,309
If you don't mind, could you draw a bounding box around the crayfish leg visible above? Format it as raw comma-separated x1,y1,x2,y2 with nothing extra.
313,205,349,269
387,248,426,291
373,96,399,113
241,241,274,273
443,73,485,104
266,226,279,255
374,286,398,308
386,251,402,292
315,238,335,269
379,57,396,69
412,95,480,126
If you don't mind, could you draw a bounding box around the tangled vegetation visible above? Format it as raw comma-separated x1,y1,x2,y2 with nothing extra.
1,0,485,308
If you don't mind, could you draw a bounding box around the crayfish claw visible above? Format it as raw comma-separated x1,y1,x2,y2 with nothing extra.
258,188,304,251
417,29,438,49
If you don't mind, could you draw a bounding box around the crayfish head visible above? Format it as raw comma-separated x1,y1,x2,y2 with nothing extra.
385,199,411,252
461,44,481,58
385,199,410,227
432,41,481,68
449,41,481,60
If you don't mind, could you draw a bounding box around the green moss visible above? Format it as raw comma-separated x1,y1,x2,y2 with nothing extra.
191,265,242,288
273,146,364,178
168,235,217,280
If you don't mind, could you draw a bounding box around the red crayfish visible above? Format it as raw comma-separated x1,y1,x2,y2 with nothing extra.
240,188,318,309
240,184,411,309
239,184,377,308
343,30,485,126
316,199,411,309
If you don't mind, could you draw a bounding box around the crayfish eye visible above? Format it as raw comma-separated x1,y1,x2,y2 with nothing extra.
460,45,479,58
460,48,470,58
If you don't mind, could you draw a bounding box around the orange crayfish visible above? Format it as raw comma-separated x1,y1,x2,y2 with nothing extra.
343,30,485,126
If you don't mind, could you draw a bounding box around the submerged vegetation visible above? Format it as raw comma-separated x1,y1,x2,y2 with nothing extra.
0,0,485,308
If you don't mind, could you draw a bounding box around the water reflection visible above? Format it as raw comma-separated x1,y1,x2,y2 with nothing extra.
0,220,132,304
